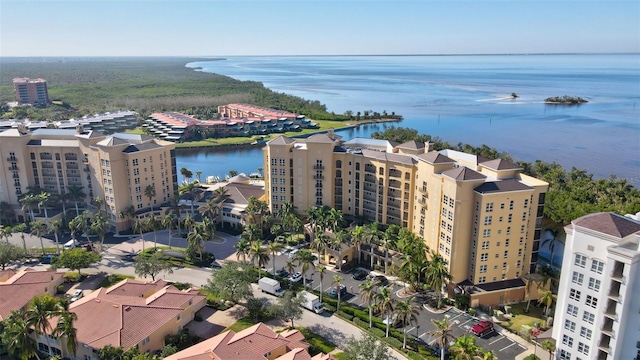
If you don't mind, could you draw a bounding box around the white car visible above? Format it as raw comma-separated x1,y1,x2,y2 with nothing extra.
70,289,84,302
288,249,299,259
289,272,303,282
63,239,79,250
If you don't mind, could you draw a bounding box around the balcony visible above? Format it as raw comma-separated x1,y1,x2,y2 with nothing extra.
418,198,428,207
611,261,625,282
66,164,79,170
7,157,17,162
315,183,322,189
363,194,376,202
598,335,611,353
313,165,324,170
313,174,324,180
8,165,18,171
83,167,90,172
387,209,401,219
40,154,53,160
389,180,401,189
66,172,80,178
608,282,621,301
596,351,608,360
604,300,617,319
387,199,401,208
418,187,428,196
64,154,78,161
601,318,614,337
41,163,53,169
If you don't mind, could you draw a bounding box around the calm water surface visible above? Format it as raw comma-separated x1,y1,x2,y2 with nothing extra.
178,55,640,185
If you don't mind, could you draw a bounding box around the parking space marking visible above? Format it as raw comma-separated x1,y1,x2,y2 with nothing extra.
406,326,416,333
460,318,474,327
418,332,427,338
499,342,516,352
489,335,505,345
449,312,466,321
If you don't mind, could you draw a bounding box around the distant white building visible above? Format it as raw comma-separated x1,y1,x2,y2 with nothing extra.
552,212,640,360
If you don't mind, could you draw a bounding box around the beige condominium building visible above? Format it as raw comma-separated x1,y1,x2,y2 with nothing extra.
0,128,177,231
13,77,50,105
263,132,548,306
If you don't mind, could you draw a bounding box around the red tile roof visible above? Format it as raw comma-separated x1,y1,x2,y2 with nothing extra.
573,212,640,238
0,269,63,321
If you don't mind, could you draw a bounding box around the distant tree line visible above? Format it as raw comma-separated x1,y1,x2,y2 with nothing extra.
544,95,588,104
372,126,640,225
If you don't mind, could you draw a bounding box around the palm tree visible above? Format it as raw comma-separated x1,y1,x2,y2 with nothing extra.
30,220,47,256
91,211,107,250
195,170,202,183
326,208,344,233
351,225,365,265
180,167,193,184
241,223,261,243
425,251,452,308
12,223,27,253
268,240,284,276
359,279,377,328
199,198,217,221
1,310,40,360
364,222,383,269
167,194,184,236
20,194,38,222
375,285,395,337
212,187,230,228
331,230,350,271
540,340,555,360
427,317,456,360
26,295,61,355
524,274,542,313
245,196,269,238
0,225,12,243
162,214,176,249
202,216,216,241
449,335,482,360
183,214,195,233
311,232,330,261
36,192,51,220
186,225,207,261
74,211,91,244
381,225,400,274
234,239,250,263
67,185,85,216
53,310,78,357
318,266,326,303
285,259,296,277
179,181,202,216
48,219,63,254
145,213,160,249
133,218,147,251
394,297,419,349
295,249,316,289
118,205,135,232
332,275,344,312
249,240,270,279
144,185,156,209
537,290,555,317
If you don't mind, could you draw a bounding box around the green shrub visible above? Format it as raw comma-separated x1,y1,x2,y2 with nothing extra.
297,327,336,356
353,317,369,329
524,355,542,360
382,337,403,349
370,327,385,338
406,351,423,360
97,274,134,288
335,310,353,321
324,304,336,313
333,353,347,360
340,305,356,316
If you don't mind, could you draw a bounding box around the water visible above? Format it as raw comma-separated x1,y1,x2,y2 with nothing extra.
177,54,640,185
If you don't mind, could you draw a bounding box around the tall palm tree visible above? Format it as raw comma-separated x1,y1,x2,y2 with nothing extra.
179,181,201,216
0,225,12,243
234,239,250,263
133,218,147,252
241,223,261,243
524,274,542,313
249,240,270,279
199,198,217,221
327,208,344,233
540,340,555,360
186,225,206,261
145,213,160,249
1,310,40,360
36,192,51,220
331,230,350,271
118,205,135,232
91,211,107,250
332,275,344,312
74,211,91,244
180,167,192,184
295,249,316,289
12,223,27,253
381,225,400,274
449,335,482,360
375,285,395,337
67,185,85,216
53,311,78,358
425,251,452,308
167,194,183,236
268,240,284,276
26,295,61,355
427,317,456,360
541,228,564,269
351,225,365,265
202,216,216,241
48,219,63,255
245,196,269,238
20,194,38,222
285,259,296,277
162,214,176,249
394,297,419,349
359,279,377,328
183,214,195,234
30,220,47,256
311,232,330,260
195,170,202,183
318,266,326,303
537,290,555,317
144,185,156,209
364,222,383,269
212,187,230,228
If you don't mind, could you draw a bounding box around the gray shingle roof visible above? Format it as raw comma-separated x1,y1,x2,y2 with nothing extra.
573,212,640,238
480,158,521,171
442,167,486,181
360,149,416,166
396,140,425,150
474,179,532,194
267,136,295,145
416,152,456,165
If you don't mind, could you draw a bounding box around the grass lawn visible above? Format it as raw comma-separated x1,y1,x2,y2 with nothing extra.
223,316,257,333
124,128,147,135
498,302,547,334
97,274,135,288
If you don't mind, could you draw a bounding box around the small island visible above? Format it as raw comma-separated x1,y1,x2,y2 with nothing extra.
544,95,588,105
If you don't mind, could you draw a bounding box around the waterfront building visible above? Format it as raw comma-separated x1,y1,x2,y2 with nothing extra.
12,77,50,105
0,128,177,231
0,111,138,134
552,212,640,360
263,133,548,306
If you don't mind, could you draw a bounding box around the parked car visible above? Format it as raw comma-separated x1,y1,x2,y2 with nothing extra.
328,284,347,298
121,254,137,262
368,274,389,287
70,289,84,302
288,249,299,259
40,254,56,264
63,239,79,250
471,320,494,336
352,270,367,280
289,272,303,283
274,269,286,277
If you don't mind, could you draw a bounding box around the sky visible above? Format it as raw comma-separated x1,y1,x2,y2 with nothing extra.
1,0,639,57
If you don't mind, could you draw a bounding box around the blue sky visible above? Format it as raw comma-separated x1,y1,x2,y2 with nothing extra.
1,1,638,56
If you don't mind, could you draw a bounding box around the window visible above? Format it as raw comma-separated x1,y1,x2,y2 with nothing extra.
133,168,139,175
577,342,589,355
142,336,150,345
585,295,597,309
569,289,581,301
591,259,604,274
508,214,513,223
571,271,584,285
478,276,486,283
509,200,514,210
567,304,578,317
582,311,595,324
504,250,509,258
564,319,576,332
482,241,489,250
132,159,139,166
485,202,493,212
483,229,491,238
558,350,571,360
574,254,587,268
480,253,488,262
562,335,573,347
479,265,487,273
522,212,527,221
484,216,492,225
579,327,592,340
587,277,600,291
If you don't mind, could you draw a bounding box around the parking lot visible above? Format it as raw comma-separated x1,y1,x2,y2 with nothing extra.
266,248,529,359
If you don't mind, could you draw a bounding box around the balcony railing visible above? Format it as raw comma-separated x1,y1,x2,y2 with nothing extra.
313,175,324,180
313,165,324,170
7,157,17,162
315,183,322,188
8,166,18,171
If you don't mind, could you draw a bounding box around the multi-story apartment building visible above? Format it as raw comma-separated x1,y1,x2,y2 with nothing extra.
13,77,50,105
0,111,137,134
263,133,548,306
552,212,640,360
0,128,177,231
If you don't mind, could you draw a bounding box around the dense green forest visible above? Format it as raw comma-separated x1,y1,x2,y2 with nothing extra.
372,126,640,225
0,57,348,121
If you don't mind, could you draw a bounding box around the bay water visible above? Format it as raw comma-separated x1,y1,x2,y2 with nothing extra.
178,54,640,185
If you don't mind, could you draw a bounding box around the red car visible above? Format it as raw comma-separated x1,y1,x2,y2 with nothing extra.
471,320,494,336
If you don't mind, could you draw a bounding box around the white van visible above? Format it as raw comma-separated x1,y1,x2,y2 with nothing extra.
63,239,79,250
